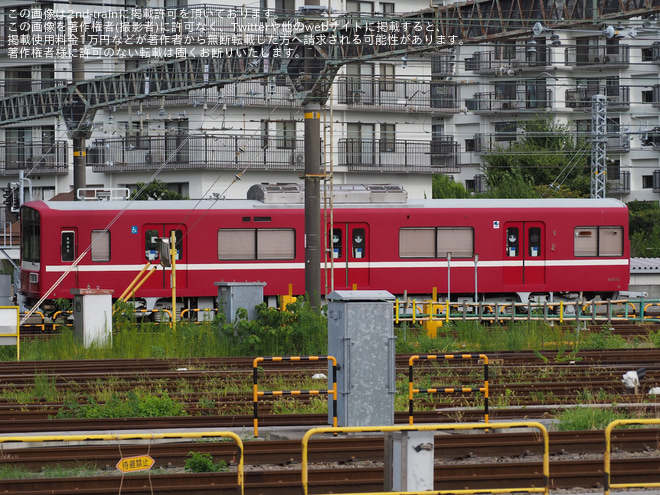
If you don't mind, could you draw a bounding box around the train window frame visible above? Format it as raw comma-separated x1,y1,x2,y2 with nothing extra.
218,228,295,261
436,227,474,258
598,226,623,257
256,229,295,260
399,228,435,258
61,230,76,262
145,229,159,261
21,207,40,263
218,229,256,260
574,226,623,257
90,230,111,262
506,227,520,257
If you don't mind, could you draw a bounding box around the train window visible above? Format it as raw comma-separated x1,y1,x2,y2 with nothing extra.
506,227,520,257
61,231,75,262
574,228,597,256
256,229,295,259
330,229,342,258
528,227,541,257
218,228,295,260
218,229,256,260
90,230,110,262
436,227,473,258
598,226,623,256
21,207,40,263
145,229,159,261
399,228,434,258
168,229,183,261
352,228,366,258
574,226,622,257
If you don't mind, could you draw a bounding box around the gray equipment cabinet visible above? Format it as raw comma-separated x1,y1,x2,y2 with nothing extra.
327,290,396,427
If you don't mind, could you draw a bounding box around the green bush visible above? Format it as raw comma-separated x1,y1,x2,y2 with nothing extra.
55,391,187,419
184,452,228,473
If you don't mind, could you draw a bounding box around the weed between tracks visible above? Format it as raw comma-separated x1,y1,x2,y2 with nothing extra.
0,304,657,425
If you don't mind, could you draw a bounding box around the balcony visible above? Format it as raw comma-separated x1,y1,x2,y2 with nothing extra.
473,132,629,154
0,141,68,175
90,134,309,173
607,171,630,195
564,45,630,69
338,137,460,174
465,46,553,74
90,134,460,175
565,86,630,111
336,77,459,114
467,89,553,113
576,132,630,152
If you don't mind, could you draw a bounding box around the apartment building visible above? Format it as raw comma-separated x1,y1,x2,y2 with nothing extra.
0,1,658,220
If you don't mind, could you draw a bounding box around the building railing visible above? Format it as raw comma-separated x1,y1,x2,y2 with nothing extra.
473,131,629,154
564,45,630,68
335,76,459,113
0,78,68,98
0,141,68,175
0,221,19,248
654,170,660,194
607,170,631,194
90,134,459,175
337,137,460,174
467,89,553,112
465,46,553,73
565,85,630,110
89,134,309,173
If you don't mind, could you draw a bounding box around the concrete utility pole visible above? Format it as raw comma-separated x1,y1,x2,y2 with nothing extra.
302,23,323,310
590,94,607,199
71,14,86,200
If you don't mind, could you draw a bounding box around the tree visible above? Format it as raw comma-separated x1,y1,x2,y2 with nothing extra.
480,117,590,198
432,174,470,198
628,200,660,257
130,180,187,200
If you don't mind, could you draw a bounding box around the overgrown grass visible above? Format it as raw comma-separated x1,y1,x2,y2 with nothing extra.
7,298,327,361
555,406,634,431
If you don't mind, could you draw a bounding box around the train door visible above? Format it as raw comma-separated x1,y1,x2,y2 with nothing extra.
327,222,370,290
503,221,545,286
144,224,187,290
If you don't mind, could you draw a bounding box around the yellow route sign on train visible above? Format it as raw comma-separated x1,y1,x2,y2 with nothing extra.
116,455,155,473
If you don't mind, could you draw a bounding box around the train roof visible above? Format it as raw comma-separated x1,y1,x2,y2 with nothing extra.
22,181,626,212
24,197,627,212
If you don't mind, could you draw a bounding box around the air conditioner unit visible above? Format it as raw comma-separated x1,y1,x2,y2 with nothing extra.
291,152,305,166
602,54,620,63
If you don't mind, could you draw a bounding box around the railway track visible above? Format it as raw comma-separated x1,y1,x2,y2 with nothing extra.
2,430,660,493
1,349,660,431
3,348,660,492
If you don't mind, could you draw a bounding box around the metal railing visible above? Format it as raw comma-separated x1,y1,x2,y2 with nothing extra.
394,298,660,325
468,89,553,112
0,141,68,175
465,46,554,73
335,76,459,113
302,422,550,495
564,45,630,68
252,355,338,438
565,85,630,110
338,137,460,174
90,134,308,173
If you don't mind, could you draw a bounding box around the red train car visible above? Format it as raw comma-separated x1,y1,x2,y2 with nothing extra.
18,184,630,314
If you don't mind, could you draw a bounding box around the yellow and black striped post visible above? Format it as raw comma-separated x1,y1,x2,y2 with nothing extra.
408,353,489,425
253,355,337,437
